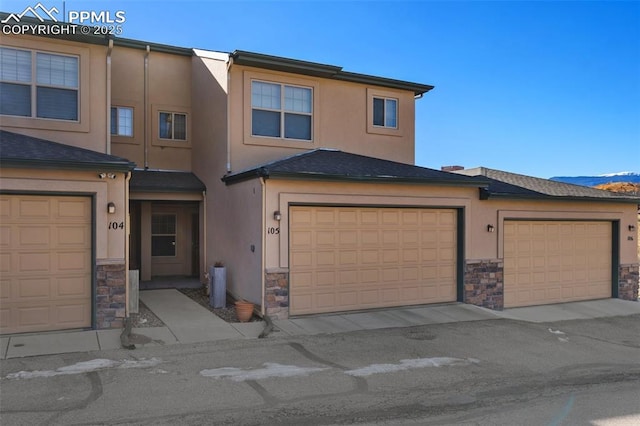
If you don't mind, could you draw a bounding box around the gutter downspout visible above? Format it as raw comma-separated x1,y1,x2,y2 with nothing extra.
124,171,131,314
226,56,233,173
106,39,113,154
144,45,150,169
259,177,266,316
202,190,207,283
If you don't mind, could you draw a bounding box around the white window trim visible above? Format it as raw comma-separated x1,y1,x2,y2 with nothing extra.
110,106,134,137
0,47,80,122
243,70,321,149
251,79,313,141
372,96,398,129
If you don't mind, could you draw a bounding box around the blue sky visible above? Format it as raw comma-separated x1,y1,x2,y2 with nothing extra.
4,0,639,178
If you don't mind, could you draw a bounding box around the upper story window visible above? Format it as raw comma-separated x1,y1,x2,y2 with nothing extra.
159,111,187,140
0,47,78,121
373,97,397,128
251,80,312,141
111,106,133,137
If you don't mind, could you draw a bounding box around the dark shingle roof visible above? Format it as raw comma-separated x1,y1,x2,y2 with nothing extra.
456,167,640,203
222,149,489,187
130,169,206,192
0,130,135,171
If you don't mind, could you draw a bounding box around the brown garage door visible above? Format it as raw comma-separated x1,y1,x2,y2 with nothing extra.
0,194,92,334
289,206,457,315
504,220,611,308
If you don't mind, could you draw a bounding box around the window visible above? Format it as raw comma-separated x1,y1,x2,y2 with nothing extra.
111,106,133,136
151,214,176,257
159,112,187,140
373,97,397,128
251,81,312,140
0,47,78,121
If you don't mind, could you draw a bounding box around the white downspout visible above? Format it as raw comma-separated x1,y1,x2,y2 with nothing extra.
226,56,233,173
260,177,266,315
124,171,131,314
106,39,113,154
202,190,207,283
144,45,150,169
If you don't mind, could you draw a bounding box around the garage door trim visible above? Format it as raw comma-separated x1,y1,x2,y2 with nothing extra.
502,218,617,307
288,204,465,315
1,190,97,333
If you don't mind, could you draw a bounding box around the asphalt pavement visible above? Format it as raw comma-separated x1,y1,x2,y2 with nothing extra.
1,290,639,359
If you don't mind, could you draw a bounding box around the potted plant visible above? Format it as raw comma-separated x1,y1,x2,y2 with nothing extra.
235,300,254,322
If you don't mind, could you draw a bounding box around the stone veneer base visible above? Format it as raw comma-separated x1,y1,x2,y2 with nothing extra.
618,264,639,301
464,259,504,310
265,271,289,319
96,261,126,329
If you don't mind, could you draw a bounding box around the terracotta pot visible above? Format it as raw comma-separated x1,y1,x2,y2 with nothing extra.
235,301,254,322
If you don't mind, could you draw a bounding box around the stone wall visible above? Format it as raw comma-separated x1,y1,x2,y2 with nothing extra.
96,260,126,329
618,263,639,301
464,259,504,310
265,271,289,319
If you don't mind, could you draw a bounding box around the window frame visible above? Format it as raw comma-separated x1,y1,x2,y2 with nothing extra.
110,106,134,137
366,88,404,137
242,71,320,149
151,213,177,258
372,96,398,129
158,111,188,141
251,79,313,141
0,46,79,122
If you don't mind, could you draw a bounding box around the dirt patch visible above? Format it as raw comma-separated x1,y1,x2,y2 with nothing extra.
178,286,261,323
131,301,165,328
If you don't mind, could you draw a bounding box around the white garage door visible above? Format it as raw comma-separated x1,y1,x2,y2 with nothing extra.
504,220,611,308
289,206,457,315
0,194,92,334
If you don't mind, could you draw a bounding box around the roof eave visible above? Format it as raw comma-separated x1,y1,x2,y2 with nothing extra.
0,158,136,172
224,170,488,187
483,192,640,204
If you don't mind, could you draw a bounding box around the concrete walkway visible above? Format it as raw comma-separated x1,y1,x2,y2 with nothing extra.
1,292,638,359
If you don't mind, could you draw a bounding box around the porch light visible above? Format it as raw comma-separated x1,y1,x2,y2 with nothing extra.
487,224,495,233
630,224,636,231
273,211,282,221
107,202,116,214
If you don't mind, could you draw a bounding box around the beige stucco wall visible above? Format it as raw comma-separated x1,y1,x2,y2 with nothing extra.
0,34,108,153
0,167,128,261
227,65,417,173
465,198,639,264
110,47,192,171
264,179,477,271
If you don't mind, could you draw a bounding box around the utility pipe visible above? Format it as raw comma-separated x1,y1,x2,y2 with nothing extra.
144,45,150,169
226,56,233,173
106,39,113,154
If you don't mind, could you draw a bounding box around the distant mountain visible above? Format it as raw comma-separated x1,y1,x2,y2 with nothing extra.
550,172,640,187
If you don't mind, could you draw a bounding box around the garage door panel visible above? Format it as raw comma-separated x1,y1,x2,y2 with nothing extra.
290,206,457,315
1,195,92,334
504,220,611,308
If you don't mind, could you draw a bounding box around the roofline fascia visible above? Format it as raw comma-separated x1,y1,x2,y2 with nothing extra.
129,186,205,193
231,50,434,95
0,159,136,172
223,170,489,187
482,192,640,204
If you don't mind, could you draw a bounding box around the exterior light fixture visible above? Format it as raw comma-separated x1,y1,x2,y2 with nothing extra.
487,224,495,233
107,202,116,214
107,173,117,179
273,211,282,221
98,173,107,179
630,224,636,231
